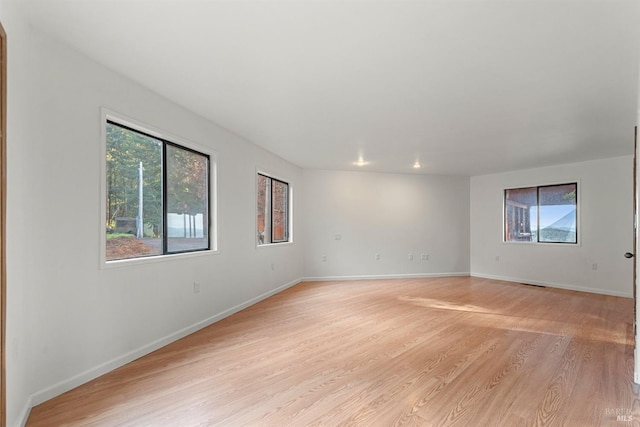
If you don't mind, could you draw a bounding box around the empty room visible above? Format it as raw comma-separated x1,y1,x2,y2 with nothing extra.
1,0,639,426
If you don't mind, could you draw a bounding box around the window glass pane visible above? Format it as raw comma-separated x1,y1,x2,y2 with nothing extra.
166,144,209,253
256,173,290,245
504,187,537,242
538,184,577,243
257,174,270,245
106,123,163,261
272,180,288,242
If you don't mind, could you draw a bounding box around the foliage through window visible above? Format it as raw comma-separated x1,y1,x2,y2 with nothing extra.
504,183,577,244
257,173,290,245
106,120,210,261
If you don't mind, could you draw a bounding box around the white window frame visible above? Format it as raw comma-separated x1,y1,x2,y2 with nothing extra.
100,108,218,268
256,169,293,247
503,180,581,246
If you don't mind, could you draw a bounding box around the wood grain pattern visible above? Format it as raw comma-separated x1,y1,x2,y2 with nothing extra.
26,277,640,426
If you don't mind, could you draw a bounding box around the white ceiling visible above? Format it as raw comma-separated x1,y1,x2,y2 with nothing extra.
22,0,640,176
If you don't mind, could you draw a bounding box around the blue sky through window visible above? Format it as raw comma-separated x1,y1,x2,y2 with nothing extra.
530,205,576,230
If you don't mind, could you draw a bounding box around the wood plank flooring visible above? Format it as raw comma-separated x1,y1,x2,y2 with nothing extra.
26,277,639,426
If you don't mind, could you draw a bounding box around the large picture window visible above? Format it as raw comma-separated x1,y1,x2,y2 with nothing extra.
257,173,290,245
504,183,577,244
105,120,210,261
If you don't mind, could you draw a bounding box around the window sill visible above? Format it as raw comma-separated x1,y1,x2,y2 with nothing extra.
101,248,219,269
502,240,581,247
256,241,294,249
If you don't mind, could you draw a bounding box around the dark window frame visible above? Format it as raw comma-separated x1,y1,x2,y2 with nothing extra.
257,173,291,245
106,119,212,260
504,182,578,245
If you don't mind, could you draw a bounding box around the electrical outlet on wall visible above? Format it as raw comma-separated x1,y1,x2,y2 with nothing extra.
193,282,200,293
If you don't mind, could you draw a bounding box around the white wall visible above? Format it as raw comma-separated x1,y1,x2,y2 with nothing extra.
303,170,470,279
7,23,304,426
471,156,634,297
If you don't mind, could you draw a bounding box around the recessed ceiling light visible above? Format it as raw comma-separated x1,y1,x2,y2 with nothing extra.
413,161,422,169
353,156,369,166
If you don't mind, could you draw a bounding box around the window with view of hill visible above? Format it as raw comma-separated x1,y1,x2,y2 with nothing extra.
504,183,577,244
105,120,211,261
257,173,290,245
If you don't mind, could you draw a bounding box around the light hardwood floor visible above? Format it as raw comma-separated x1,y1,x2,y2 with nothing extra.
27,277,639,426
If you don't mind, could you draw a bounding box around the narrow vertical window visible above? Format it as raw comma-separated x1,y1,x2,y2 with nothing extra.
504,183,577,244
106,120,211,261
271,179,289,243
257,173,290,245
256,174,270,245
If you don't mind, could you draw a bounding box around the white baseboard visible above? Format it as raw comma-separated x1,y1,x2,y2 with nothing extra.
23,278,302,424
302,272,470,282
470,272,633,298
16,395,33,427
